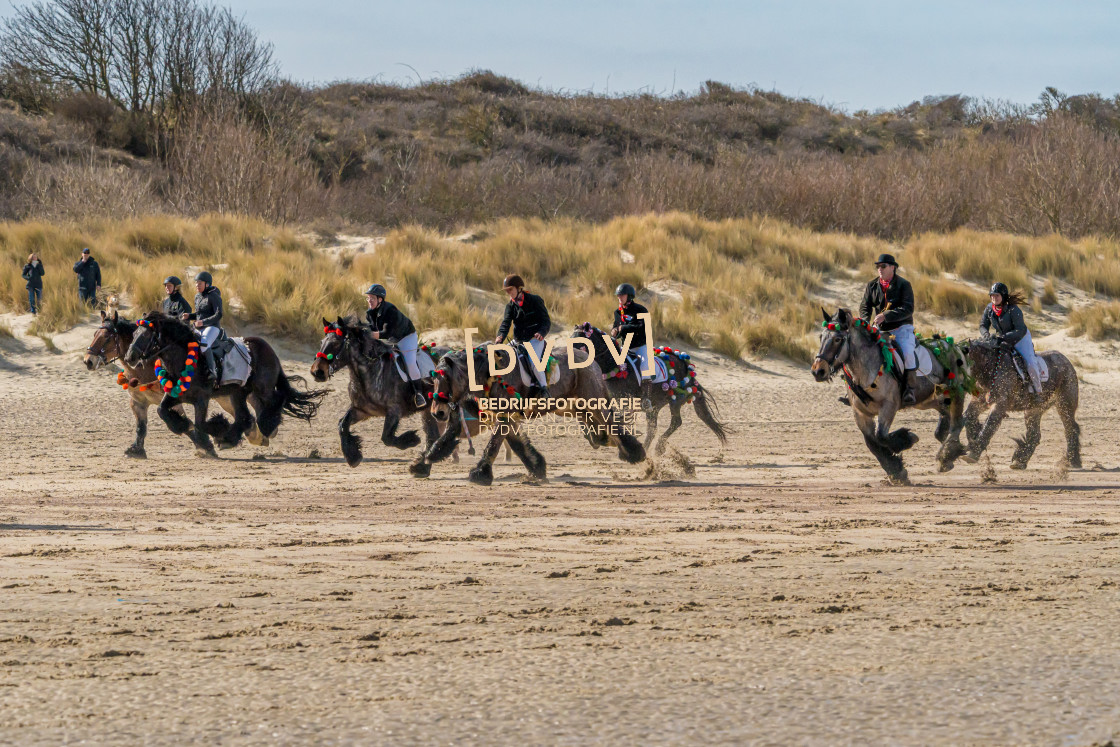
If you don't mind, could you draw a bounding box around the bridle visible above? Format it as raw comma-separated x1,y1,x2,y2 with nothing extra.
130,319,174,363
86,323,124,367
315,324,354,377
814,323,851,379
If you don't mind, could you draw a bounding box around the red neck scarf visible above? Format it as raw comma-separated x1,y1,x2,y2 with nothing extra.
878,277,891,291
514,291,524,307
993,304,1003,317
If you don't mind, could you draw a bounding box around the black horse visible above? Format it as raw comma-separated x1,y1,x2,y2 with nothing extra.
310,316,448,476
125,312,326,456
572,323,728,455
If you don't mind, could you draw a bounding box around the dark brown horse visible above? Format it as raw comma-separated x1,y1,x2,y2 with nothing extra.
84,309,267,457
572,323,728,455
126,312,326,456
961,338,1081,469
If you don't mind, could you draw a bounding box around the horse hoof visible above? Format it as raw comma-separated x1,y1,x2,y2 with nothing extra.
345,454,363,468
1010,462,1027,470
889,470,911,486
960,453,980,465
468,465,494,486
196,448,218,459
217,440,239,451
1070,458,1082,469
409,461,432,478
938,460,954,473
124,447,146,459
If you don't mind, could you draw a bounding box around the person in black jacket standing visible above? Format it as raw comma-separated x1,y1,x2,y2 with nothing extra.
494,274,552,398
72,248,101,305
859,253,918,404
161,276,192,319
190,271,224,381
22,253,45,315
365,283,427,408
612,282,653,411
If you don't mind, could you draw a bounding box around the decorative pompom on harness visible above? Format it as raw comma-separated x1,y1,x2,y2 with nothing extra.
915,331,978,401
153,341,199,398
654,346,700,404
822,318,896,383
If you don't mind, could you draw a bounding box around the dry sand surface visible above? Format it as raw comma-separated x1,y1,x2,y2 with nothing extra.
1,314,1119,745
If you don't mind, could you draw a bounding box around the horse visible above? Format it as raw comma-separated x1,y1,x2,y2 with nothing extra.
960,338,1081,469
310,316,451,476
125,312,326,456
811,308,966,484
84,309,268,457
571,323,728,455
427,342,646,486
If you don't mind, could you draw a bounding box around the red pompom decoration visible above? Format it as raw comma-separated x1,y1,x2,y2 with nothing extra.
947,371,956,379
335,329,343,337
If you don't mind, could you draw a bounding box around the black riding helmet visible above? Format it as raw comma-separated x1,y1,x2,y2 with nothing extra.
195,271,213,285
163,276,182,286
990,282,1009,298
365,283,387,298
615,283,637,300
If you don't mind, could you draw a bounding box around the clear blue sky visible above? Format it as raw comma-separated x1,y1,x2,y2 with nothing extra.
7,0,1120,110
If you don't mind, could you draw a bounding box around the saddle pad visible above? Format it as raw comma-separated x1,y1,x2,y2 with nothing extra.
626,354,668,383
220,337,252,386
516,345,561,387
392,348,437,382
889,346,933,378
1013,353,1050,383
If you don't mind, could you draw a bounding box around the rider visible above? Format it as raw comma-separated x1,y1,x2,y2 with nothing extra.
495,274,552,399
612,283,653,412
189,271,223,382
365,284,427,408
161,276,192,319
980,282,1042,400
860,253,917,405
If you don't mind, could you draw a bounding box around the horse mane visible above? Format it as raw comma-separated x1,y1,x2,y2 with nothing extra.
143,310,196,346
112,317,134,336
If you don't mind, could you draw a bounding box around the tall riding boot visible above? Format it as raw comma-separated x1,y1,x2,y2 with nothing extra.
641,380,654,412
902,368,918,405
204,347,218,384
410,379,427,409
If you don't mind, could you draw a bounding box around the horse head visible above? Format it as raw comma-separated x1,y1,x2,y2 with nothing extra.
85,309,132,370
812,307,854,382
429,351,466,422
312,316,355,382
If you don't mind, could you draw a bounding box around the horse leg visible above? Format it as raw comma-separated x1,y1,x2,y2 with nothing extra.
937,396,967,472
216,390,253,450
643,405,660,452
933,403,950,443
339,407,371,468
244,393,267,447
125,397,149,459
964,397,988,449
409,412,444,478
1058,399,1082,468
469,429,508,486
963,402,1008,462
854,410,908,484
506,428,547,481
189,396,217,458
1011,410,1043,470
382,410,421,450
655,402,684,456
158,394,193,436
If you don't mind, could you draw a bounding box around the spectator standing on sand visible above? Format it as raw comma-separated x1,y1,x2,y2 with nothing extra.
21,253,45,315
72,248,101,306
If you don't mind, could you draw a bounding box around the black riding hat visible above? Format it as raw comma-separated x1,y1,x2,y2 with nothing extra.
364,283,387,298
195,271,213,285
990,282,1009,297
615,283,637,298
163,276,182,286
874,253,898,267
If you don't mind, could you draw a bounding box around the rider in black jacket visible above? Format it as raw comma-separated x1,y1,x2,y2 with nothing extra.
189,271,224,381
365,283,426,407
495,274,552,398
161,276,192,319
980,282,1042,397
859,253,918,404
612,282,653,410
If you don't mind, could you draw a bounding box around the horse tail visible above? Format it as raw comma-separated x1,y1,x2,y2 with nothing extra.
692,385,729,445
278,374,328,422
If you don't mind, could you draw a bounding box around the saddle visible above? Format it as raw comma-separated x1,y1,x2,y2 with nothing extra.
389,344,436,382
513,344,561,387
1003,345,1049,385
624,353,668,383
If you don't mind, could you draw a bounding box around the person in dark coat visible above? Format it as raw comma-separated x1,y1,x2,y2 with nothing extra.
365,283,427,408
495,274,551,397
22,253,45,315
859,253,918,404
981,282,1042,397
72,248,101,305
611,282,653,410
189,271,223,380
161,276,192,319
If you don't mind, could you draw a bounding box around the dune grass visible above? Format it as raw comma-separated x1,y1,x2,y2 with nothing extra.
1068,302,1120,341
2,213,1120,359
